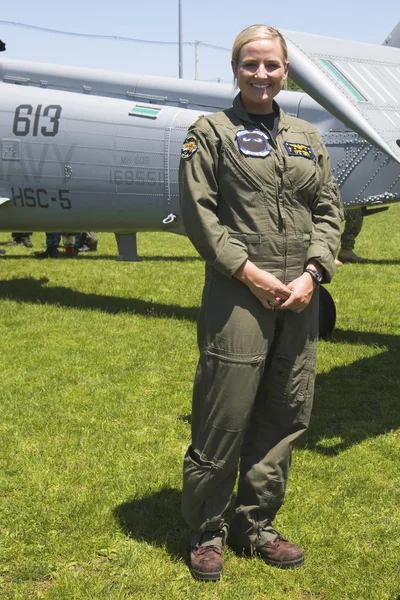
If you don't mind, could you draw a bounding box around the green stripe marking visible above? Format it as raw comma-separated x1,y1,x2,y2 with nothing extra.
129,106,161,118
320,59,367,103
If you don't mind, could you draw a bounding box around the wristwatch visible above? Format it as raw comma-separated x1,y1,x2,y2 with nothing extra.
304,268,323,284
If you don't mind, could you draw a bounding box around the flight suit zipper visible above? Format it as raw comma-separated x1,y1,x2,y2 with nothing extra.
277,183,285,223
249,119,288,282
257,124,286,224
275,136,288,282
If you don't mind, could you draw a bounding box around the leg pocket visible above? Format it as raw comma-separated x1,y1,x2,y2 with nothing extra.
192,347,265,465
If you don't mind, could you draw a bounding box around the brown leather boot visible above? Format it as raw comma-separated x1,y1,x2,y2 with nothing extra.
228,522,304,569
190,544,224,581
255,535,304,569
190,531,224,581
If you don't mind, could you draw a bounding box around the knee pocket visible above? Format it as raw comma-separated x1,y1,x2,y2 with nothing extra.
192,348,265,465
201,347,264,429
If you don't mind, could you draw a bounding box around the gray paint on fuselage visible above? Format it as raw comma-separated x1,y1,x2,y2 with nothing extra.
0,141,77,183
0,51,399,235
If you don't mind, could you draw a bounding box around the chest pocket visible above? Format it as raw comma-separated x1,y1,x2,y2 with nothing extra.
217,143,276,232
283,140,318,204
223,145,266,191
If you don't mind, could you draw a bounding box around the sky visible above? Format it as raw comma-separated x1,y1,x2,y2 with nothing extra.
0,0,399,83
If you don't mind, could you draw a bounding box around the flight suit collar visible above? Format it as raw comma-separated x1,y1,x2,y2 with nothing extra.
232,93,290,133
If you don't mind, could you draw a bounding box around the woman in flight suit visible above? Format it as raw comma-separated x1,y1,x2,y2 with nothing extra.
179,24,342,581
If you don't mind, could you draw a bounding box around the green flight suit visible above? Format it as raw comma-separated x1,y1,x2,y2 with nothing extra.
179,94,342,548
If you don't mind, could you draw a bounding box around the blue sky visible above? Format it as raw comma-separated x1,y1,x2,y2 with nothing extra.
1,0,399,82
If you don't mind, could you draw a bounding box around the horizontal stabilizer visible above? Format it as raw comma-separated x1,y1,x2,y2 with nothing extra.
282,29,400,163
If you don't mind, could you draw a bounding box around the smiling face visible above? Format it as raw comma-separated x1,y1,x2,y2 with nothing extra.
232,37,289,114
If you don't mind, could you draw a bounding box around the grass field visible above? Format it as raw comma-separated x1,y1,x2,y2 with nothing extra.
0,206,399,600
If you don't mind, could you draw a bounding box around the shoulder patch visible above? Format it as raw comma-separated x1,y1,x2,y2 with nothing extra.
284,141,315,160
181,134,199,160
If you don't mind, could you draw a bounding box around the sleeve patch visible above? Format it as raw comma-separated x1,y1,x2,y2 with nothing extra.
181,134,199,160
284,141,315,160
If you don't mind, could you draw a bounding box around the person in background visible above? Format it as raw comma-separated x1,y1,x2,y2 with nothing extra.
179,24,342,581
75,232,98,253
336,208,366,264
36,233,62,258
6,233,33,248
36,232,98,258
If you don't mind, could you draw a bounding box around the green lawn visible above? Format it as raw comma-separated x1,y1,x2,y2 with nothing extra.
0,206,399,599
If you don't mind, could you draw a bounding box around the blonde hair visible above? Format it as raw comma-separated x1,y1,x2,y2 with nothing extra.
231,24,288,65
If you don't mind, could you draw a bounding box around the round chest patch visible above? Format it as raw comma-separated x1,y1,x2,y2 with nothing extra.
236,129,270,157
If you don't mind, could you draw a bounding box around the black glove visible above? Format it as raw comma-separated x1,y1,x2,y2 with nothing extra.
0,40,6,52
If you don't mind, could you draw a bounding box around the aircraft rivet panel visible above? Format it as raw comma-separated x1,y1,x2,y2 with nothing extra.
115,127,166,146
1,139,20,161
322,131,368,146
